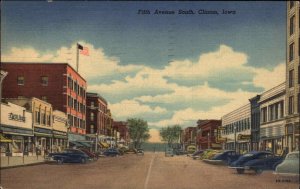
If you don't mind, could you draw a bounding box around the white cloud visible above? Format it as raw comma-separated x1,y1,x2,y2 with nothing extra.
252,63,286,90
109,99,167,119
2,42,143,80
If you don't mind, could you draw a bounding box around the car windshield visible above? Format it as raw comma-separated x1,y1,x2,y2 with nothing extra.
243,153,254,157
286,153,299,159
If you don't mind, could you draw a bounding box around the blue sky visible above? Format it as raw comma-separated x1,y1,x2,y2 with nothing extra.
1,1,286,142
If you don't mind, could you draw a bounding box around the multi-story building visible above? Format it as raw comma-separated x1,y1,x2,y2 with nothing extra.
249,95,261,151
86,92,108,136
258,83,286,155
182,127,196,150
196,120,221,150
6,97,53,156
52,110,68,152
1,63,87,139
113,121,130,147
0,101,33,156
221,104,251,153
286,1,300,152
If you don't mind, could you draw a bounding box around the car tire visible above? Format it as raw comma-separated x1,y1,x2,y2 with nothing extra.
80,158,87,164
236,169,245,174
254,168,263,175
57,158,64,164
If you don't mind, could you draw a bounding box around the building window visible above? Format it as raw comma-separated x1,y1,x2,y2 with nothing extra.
17,76,24,85
298,66,300,84
290,15,295,36
279,101,284,118
289,43,294,62
261,107,267,123
47,115,51,126
91,102,94,108
90,125,94,134
289,96,294,115
68,96,72,107
41,76,48,86
90,112,94,121
290,1,294,9
289,69,294,88
298,93,300,113
68,77,73,90
35,111,40,124
41,112,46,125
41,96,47,102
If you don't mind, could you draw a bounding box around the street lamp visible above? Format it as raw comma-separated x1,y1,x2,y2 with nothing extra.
234,125,237,152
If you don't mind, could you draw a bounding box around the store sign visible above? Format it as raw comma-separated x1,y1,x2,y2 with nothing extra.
8,113,25,122
237,134,251,140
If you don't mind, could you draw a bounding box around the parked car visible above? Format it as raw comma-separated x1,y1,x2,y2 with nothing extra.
103,148,121,157
229,151,283,174
165,148,174,157
136,149,144,156
47,149,91,164
274,151,299,176
190,150,204,160
173,149,187,155
125,148,137,154
203,150,240,165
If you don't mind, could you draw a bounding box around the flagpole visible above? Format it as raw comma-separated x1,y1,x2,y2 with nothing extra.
76,43,79,72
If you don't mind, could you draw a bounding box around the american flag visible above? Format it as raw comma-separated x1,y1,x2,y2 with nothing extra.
77,43,89,56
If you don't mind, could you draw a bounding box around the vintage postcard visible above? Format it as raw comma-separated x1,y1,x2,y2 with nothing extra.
0,1,299,189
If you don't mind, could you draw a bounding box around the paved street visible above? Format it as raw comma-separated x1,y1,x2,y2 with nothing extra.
0,152,298,189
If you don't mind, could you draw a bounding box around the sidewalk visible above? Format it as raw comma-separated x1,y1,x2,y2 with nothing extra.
0,155,46,169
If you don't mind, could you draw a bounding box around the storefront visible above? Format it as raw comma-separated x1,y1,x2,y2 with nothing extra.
34,127,53,155
52,130,67,152
52,110,68,152
0,102,34,156
285,122,300,152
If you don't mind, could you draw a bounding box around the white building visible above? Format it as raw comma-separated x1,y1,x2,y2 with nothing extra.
221,104,251,153
258,83,285,155
0,101,33,156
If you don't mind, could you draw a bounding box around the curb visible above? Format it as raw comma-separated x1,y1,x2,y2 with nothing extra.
0,161,46,169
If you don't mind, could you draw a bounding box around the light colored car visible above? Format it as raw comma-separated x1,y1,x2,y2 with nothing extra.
275,151,299,176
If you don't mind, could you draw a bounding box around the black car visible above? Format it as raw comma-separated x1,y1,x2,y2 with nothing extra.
103,148,121,157
229,151,283,174
47,149,91,164
205,150,240,165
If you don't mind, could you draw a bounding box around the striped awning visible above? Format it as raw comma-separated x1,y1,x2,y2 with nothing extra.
0,135,12,143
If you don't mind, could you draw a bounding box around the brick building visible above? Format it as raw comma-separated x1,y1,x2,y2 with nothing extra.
197,120,221,150
113,121,130,147
2,63,87,137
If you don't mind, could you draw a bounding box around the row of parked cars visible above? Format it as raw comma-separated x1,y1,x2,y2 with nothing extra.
46,147,145,164
189,149,299,176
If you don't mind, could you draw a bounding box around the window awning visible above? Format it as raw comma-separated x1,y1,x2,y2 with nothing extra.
77,141,92,148
99,142,109,148
0,135,12,143
69,141,84,147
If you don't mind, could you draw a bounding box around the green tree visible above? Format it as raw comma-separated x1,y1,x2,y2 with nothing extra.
127,118,150,148
159,125,182,147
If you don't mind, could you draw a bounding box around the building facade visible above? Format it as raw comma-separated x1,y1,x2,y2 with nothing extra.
196,120,221,150
2,63,87,137
6,97,53,156
0,101,33,156
258,83,286,155
113,121,130,147
182,127,196,150
286,1,300,152
221,104,251,154
52,110,68,152
249,95,261,151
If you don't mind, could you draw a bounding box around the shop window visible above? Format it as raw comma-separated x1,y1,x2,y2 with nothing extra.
17,76,24,85
41,76,48,86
